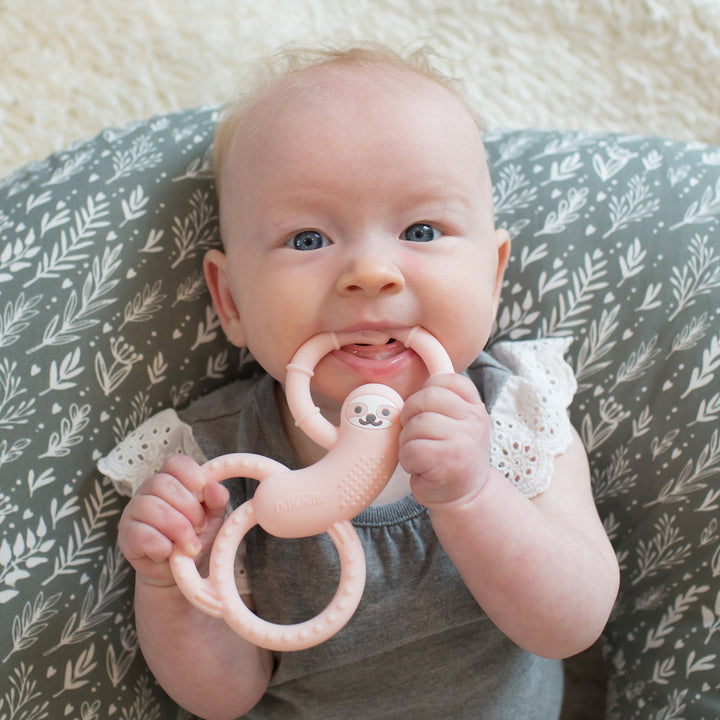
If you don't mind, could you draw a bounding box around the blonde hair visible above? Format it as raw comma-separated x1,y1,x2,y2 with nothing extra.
212,42,483,200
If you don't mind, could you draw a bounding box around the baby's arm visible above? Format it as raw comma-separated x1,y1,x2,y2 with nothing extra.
399,373,619,659
118,454,273,720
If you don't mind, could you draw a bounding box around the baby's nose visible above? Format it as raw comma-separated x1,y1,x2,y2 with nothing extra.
336,254,405,295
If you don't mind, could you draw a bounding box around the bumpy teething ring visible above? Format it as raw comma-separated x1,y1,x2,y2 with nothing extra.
170,327,453,651
171,455,366,651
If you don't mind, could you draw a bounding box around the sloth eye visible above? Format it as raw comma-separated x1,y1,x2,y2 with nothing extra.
349,402,368,418
377,405,399,423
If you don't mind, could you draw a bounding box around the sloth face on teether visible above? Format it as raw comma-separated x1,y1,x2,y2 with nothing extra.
343,386,402,430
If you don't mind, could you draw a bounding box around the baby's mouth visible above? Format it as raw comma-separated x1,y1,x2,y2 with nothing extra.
341,338,404,361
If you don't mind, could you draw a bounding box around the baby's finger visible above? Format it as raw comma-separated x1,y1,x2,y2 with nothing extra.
398,436,442,478
159,454,207,500
126,492,203,557
121,512,176,564
402,382,483,429
203,480,230,518
118,522,177,584
424,372,483,404
137,472,207,536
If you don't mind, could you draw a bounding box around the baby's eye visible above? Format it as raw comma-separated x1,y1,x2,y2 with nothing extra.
403,223,440,243
287,231,331,251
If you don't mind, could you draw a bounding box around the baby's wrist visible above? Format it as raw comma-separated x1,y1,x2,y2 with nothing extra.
422,486,484,516
421,466,502,516
135,566,182,590
414,484,480,515
413,461,490,509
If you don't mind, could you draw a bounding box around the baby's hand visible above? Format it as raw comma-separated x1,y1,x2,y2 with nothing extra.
117,454,229,586
399,373,491,508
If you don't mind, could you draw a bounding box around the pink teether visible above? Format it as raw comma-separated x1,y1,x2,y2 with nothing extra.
170,326,453,651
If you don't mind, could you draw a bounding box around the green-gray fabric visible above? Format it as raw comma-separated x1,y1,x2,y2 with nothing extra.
0,106,718,718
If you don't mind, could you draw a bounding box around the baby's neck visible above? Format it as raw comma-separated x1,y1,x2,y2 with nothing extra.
274,383,411,505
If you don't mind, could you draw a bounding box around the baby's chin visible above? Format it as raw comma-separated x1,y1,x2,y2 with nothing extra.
308,371,430,412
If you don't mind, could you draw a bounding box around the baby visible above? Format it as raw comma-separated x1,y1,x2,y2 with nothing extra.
104,44,619,719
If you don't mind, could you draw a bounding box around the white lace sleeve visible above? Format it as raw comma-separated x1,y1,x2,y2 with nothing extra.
487,338,577,498
97,409,208,497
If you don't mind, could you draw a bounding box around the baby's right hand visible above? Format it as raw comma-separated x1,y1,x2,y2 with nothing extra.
117,454,230,586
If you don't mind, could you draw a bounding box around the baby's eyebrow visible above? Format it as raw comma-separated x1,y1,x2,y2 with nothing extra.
402,175,482,205
403,192,475,216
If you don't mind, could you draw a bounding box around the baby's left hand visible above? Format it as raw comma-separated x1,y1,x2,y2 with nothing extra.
398,373,491,508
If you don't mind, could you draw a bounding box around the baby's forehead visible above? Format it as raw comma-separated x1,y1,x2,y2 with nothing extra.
219,58,493,212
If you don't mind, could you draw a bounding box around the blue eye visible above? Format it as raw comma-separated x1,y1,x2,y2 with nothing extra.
403,223,440,242
288,231,330,251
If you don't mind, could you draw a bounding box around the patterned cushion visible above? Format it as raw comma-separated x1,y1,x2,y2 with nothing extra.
0,106,718,718
485,130,720,718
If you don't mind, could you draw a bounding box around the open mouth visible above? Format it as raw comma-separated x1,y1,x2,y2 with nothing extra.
341,337,404,361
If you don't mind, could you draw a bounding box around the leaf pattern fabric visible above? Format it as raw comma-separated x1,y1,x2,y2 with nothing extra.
0,106,719,718
483,129,720,718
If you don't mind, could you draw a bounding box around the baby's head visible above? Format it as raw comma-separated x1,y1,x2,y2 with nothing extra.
205,43,510,406
211,44,485,202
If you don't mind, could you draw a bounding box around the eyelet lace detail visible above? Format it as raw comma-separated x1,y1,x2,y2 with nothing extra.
487,338,576,498
97,409,207,497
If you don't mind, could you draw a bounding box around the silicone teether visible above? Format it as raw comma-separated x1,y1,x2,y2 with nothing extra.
170,326,453,651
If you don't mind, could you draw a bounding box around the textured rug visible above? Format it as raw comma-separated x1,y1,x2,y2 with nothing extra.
1,0,719,178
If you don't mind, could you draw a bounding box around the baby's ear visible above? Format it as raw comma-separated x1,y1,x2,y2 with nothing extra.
204,249,246,347
492,228,511,317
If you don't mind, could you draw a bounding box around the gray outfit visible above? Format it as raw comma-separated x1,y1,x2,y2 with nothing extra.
179,351,564,719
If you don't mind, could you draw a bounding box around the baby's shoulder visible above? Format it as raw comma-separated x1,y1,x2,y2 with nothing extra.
487,337,576,397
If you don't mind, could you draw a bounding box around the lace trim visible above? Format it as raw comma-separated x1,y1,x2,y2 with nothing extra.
97,409,208,497
487,338,577,498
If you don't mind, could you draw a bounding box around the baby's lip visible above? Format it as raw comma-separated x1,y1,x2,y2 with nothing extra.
333,326,406,359
335,327,395,345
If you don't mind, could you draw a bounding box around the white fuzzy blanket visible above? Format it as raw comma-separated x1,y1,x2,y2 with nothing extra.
1,0,719,178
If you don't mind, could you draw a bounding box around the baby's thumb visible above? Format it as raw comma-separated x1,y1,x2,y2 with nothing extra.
203,480,230,518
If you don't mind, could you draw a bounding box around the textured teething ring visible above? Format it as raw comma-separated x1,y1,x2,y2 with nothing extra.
170,455,366,651
170,327,452,651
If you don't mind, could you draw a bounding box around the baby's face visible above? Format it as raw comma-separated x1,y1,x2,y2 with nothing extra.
210,62,509,409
